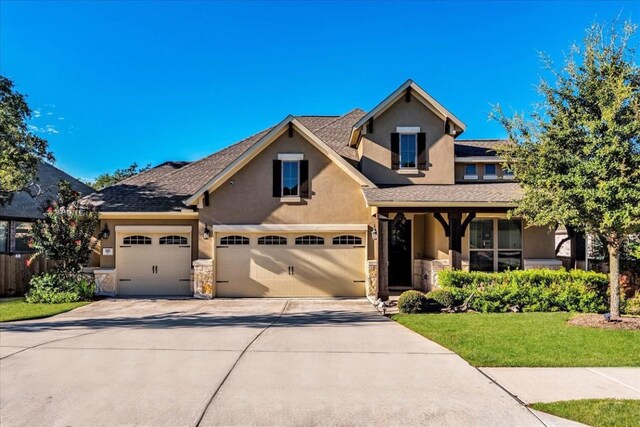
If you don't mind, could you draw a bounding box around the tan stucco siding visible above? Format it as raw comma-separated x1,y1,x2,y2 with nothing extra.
198,129,372,258
359,93,455,185
95,218,199,268
423,213,449,260
523,225,556,258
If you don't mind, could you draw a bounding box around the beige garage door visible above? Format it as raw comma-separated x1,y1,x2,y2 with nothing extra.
216,233,366,297
117,231,192,296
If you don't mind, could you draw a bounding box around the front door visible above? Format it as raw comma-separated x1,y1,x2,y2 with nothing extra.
388,218,412,287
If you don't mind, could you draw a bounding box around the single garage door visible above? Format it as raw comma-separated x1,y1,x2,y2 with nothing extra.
116,230,192,296
215,233,366,297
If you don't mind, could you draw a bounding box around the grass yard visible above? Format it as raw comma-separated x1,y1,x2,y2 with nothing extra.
391,312,640,367
0,298,89,322
530,399,640,427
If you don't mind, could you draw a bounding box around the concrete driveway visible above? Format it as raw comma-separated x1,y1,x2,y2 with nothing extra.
1,299,541,426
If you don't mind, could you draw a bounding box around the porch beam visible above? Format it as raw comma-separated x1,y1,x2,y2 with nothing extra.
433,212,450,237
448,213,463,270
377,217,390,301
460,212,476,237
376,206,510,214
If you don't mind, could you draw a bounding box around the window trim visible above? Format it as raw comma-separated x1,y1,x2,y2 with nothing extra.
295,235,325,245
464,163,478,180
281,160,300,198
398,133,418,170
469,218,522,272
483,164,497,180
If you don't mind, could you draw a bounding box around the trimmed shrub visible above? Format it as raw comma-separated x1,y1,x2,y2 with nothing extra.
623,292,640,315
397,290,427,314
436,269,608,313
26,273,94,304
426,289,454,309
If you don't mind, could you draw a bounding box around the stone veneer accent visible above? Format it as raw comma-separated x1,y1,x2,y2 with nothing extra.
93,269,117,296
193,259,214,299
366,260,378,298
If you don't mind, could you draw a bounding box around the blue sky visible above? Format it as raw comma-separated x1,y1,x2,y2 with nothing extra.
1,1,638,181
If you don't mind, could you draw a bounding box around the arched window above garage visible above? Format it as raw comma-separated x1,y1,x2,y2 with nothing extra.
295,235,325,245
123,235,152,245
258,235,287,245
220,235,250,245
332,235,362,245
159,235,188,245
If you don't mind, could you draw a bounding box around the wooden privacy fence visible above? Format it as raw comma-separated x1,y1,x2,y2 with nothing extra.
0,254,50,297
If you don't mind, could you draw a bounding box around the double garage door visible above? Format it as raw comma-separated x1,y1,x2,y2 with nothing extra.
116,229,192,296
216,232,367,297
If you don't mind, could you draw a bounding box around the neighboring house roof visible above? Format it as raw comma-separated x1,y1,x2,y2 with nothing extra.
362,182,522,207
0,161,94,220
455,139,508,157
350,80,466,146
85,109,367,212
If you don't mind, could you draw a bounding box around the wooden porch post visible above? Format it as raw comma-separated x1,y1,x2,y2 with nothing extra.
448,213,463,270
377,216,390,300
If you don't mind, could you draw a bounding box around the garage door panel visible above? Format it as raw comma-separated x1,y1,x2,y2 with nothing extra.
117,232,192,296
216,233,366,298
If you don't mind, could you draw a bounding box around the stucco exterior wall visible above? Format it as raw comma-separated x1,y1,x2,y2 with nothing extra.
198,129,372,257
423,213,449,260
95,218,199,268
359,94,455,185
523,225,556,259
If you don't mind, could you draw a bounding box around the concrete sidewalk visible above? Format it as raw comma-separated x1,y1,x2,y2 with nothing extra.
481,367,640,404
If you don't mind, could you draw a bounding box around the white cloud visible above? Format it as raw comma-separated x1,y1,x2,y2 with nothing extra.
44,125,59,134
33,109,41,118
58,117,65,120
28,124,59,135
46,112,53,116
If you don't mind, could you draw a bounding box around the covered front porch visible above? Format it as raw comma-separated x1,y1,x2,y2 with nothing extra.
373,207,561,300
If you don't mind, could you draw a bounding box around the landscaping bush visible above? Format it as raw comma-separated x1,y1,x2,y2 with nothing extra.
26,273,94,304
425,289,454,309
623,292,640,315
397,290,427,314
436,269,608,313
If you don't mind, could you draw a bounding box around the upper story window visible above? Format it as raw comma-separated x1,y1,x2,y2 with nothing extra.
464,164,478,180
282,161,299,197
484,164,497,179
503,168,515,180
399,134,417,169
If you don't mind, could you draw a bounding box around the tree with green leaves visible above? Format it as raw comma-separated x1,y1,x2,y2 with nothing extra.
29,180,99,274
88,162,151,190
493,20,640,317
0,75,54,205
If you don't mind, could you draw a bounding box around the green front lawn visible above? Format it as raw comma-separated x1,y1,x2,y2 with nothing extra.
392,312,640,367
531,399,640,427
0,298,89,322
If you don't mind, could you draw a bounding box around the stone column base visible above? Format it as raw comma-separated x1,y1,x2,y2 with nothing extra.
93,269,117,296
366,260,378,299
192,259,214,299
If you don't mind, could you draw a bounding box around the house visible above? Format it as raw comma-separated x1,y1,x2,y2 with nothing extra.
84,80,562,299
0,161,94,294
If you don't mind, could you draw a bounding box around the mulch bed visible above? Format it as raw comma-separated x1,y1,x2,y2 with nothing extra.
568,314,640,330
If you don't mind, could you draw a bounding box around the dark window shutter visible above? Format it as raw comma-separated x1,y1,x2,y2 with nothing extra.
272,160,282,197
417,133,427,170
390,133,400,170
299,160,309,198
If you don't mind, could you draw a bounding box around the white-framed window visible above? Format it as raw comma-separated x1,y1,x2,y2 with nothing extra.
469,219,522,272
399,133,417,169
295,235,324,245
281,161,300,197
123,235,152,245
464,164,478,180
503,168,515,180
220,235,249,245
258,235,287,245
484,164,497,179
332,235,363,245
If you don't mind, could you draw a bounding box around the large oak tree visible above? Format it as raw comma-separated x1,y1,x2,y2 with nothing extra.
494,21,640,317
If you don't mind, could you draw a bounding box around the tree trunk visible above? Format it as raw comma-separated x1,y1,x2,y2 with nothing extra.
608,243,621,318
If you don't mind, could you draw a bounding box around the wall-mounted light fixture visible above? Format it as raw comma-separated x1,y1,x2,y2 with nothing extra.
203,224,211,240
99,224,110,240
371,226,378,241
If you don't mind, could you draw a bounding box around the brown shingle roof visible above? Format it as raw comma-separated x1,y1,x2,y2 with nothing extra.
454,139,509,157
0,161,95,220
363,182,522,205
85,109,365,212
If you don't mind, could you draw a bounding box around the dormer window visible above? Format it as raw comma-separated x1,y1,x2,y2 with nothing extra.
399,134,417,169
464,164,478,180
484,164,497,180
